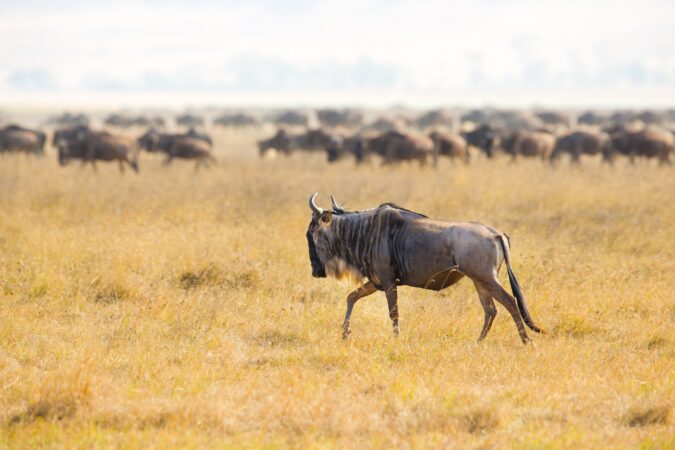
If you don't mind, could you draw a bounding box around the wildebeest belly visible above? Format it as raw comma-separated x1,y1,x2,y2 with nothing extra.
403,268,464,291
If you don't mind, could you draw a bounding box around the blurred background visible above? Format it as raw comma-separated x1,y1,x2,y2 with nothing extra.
2,0,674,110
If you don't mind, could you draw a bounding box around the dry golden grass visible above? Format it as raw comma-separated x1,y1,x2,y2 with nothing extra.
0,128,673,449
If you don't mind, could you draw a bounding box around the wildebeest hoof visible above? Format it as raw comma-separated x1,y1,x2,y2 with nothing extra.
342,330,351,340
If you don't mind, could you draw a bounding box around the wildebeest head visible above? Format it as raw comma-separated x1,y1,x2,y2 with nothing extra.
306,193,352,278
306,193,334,278
137,128,161,151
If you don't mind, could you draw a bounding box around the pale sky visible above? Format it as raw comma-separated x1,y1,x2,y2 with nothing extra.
1,0,674,108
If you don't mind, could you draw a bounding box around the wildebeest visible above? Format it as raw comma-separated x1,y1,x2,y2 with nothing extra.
176,114,204,127
306,194,544,344
607,126,673,165
462,124,498,158
365,131,433,166
326,134,368,164
535,111,572,128
47,112,89,127
428,131,469,165
0,125,46,155
105,114,165,128
550,130,611,164
213,113,258,128
137,129,216,168
498,130,556,160
258,128,332,157
415,109,455,130
577,111,606,126
258,129,292,157
56,129,139,172
274,110,308,127
317,109,363,129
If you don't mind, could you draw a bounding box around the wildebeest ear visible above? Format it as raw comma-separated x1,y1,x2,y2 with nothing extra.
320,210,332,225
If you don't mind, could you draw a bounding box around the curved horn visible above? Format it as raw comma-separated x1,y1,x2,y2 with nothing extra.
330,195,341,211
309,192,323,215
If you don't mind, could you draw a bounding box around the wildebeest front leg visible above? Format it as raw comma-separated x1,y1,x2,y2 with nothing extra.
342,281,377,339
385,284,399,336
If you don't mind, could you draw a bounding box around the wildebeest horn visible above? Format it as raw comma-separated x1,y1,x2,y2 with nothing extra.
330,195,341,211
309,192,323,215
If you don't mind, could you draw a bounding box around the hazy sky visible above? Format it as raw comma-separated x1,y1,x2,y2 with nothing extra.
1,0,674,108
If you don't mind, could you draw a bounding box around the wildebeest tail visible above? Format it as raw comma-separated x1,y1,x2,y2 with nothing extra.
498,235,545,334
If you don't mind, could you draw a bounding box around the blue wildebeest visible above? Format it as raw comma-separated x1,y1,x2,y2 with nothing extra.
306,194,545,344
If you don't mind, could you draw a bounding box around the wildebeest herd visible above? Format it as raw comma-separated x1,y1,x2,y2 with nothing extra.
0,123,217,171
1,108,674,170
258,115,675,166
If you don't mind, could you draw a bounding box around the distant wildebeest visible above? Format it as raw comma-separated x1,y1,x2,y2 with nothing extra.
577,111,606,126
326,134,368,164
365,131,433,166
415,109,455,130
306,194,545,344
176,114,204,127
489,111,543,131
317,109,363,129
213,113,258,128
607,127,673,165
137,129,216,168
274,110,308,127
550,130,612,164
0,125,46,155
258,129,292,157
105,114,165,128
462,124,498,158
258,128,332,157
535,111,572,128
56,129,139,172
499,130,556,160
428,130,469,165
47,112,89,127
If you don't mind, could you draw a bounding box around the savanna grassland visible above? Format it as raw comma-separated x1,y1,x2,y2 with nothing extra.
0,128,673,449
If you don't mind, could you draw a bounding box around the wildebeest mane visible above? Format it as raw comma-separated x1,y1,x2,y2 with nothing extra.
331,202,427,218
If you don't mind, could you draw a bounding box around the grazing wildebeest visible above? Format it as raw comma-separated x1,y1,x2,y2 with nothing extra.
499,130,556,161
462,124,498,158
428,131,469,165
0,125,46,155
326,135,366,163
294,129,332,152
550,130,611,164
57,130,139,172
258,129,292,157
365,131,433,166
137,129,215,168
258,129,332,157
607,127,673,165
161,138,216,168
306,194,545,344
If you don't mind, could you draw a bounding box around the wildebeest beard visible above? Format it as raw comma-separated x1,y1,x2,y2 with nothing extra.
306,230,326,278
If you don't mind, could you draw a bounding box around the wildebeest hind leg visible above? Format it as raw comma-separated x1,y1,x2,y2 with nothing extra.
485,279,530,344
118,160,125,173
473,281,497,342
342,281,377,339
